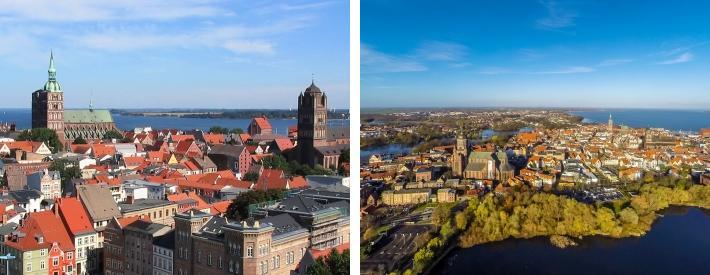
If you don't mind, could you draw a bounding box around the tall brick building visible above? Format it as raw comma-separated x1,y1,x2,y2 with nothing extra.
296,81,329,167
294,82,349,170
451,132,468,177
32,52,117,148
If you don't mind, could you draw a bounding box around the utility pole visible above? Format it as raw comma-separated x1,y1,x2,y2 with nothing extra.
0,253,16,275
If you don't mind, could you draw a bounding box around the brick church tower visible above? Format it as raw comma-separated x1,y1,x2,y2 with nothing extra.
32,51,65,141
296,81,328,166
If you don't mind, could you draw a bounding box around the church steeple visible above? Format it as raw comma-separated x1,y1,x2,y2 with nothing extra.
48,50,56,80
43,51,62,92
608,113,613,133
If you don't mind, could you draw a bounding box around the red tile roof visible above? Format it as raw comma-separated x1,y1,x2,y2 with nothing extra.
203,134,225,144
310,243,350,260
5,211,75,252
170,135,195,142
91,144,116,158
253,117,273,131
70,144,91,154
239,133,251,143
273,138,294,152
54,197,94,236
8,141,42,152
123,156,145,167
147,151,165,163
289,176,309,189
167,191,210,211
254,169,288,190
116,216,150,228
175,140,201,157
210,200,231,214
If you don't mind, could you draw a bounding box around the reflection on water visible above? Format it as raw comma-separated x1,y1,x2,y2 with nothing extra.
360,144,413,164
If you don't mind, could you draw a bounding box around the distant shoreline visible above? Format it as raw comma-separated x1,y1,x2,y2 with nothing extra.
361,107,710,114
112,109,349,120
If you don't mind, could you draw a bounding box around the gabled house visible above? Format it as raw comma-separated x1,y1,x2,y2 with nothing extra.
1,211,77,275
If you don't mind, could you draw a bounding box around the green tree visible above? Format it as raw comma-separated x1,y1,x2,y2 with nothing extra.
363,227,378,241
306,249,349,275
432,203,453,226
455,211,468,231
262,154,291,171
226,189,284,220
619,207,639,226
209,126,229,134
102,130,124,141
72,136,87,144
426,237,443,250
17,128,63,153
49,159,81,195
243,172,260,182
413,247,434,273
339,149,350,164
230,128,244,134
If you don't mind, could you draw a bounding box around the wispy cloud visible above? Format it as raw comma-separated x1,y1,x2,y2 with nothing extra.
519,48,546,61
414,41,468,62
361,41,471,73
536,0,577,30
0,1,330,57
0,0,230,22
530,66,595,74
250,0,338,15
362,45,427,73
657,52,694,64
598,58,634,67
62,16,313,54
655,41,708,57
474,65,596,75
475,67,513,75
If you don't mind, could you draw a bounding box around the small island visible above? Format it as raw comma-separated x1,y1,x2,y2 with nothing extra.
549,235,578,249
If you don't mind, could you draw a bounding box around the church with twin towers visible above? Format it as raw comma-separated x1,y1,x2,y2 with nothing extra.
31,52,117,148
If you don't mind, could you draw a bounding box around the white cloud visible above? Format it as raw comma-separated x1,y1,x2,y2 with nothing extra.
657,52,694,65
536,0,577,30
476,67,513,75
598,58,634,67
414,41,468,62
250,0,338,15
361,45,427,73
0,2,323,56
222,40,274,55
531,66,595,74
0,0,229,22
519,48,546,61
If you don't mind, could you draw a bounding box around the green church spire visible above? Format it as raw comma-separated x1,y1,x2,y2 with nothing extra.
48,50,56,79
43,50,62,92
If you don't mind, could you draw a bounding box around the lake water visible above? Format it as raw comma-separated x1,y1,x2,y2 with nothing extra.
360,144,413,164
570,109,710,132
0,108,349,134
434,206,710,275
360,128,529,164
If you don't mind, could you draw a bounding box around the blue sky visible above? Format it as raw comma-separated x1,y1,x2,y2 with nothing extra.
362,0,710,109
0,0,349,109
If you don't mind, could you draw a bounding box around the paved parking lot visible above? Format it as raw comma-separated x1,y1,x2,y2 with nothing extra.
361,224,433,274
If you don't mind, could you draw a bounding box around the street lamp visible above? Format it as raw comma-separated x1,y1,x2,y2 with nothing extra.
0,253,16,275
